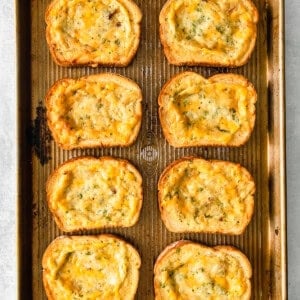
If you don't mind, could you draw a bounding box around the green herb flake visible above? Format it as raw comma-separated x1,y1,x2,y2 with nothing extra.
168,270,175,278
96,103,103,110
216,126,229,133
216,25,225,34
204,214,213,219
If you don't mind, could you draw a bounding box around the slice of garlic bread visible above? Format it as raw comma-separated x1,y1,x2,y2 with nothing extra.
158,72,257,147
46,0,142,67
154,240,252,300
46,156,142,232
43,235,141,300
46,73,142,150
158,157,255,234
159,0,258,67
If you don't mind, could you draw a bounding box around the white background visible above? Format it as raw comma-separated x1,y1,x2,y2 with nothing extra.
0,0,299,298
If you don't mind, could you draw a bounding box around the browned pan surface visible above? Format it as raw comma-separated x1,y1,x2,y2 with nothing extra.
17,0,286,298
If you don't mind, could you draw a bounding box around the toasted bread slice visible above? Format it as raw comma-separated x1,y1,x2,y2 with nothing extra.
158,157,255,234
42,235,141,300
154,240,252,300
46,0,142,67
46,156,143,232
159,0,258,67
46,73,142,150
158,72,257,147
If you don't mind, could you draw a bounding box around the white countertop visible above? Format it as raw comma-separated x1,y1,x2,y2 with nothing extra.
285,1,300,297
0,1,17,299
0,1,299,299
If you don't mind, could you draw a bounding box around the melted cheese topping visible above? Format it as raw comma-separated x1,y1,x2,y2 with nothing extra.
160,0,258,65
43,236,141,300
159,72,256,146
155,243,250,299
46,0,142,65
159,158,255,233
47,75,142,149
47,157,142,231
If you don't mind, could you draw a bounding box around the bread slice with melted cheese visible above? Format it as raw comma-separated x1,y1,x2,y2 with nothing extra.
46,73,142,150
158,157,255,234
154,240,252,300
46,156,143,232
159,0,258,67
42,235,141,300
158,72,257,147
46,0,142,67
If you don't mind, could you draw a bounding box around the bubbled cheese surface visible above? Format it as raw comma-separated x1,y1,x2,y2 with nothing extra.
154,242,251,300
46,0,142,66
160,0,258,66
46,74,142,149
158,158,255,234
47,157,142,232
159,72,257,147
43,235,141,300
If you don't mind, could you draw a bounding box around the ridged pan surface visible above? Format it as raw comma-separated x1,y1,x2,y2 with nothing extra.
17,0,286,299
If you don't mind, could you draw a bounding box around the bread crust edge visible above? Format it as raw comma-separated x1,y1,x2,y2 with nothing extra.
153,240,252,300
158,71,257,147
45,0,142,67
42,234,141,300
159,0,259,67
46,156,143,232
45,73,143,150
157,156,255,234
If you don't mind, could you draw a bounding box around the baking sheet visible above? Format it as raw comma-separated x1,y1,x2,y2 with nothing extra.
17,0,286,298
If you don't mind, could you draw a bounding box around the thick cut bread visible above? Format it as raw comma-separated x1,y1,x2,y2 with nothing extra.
42,235,141,300
46,0,142,67
46,156,143,232
159,0,258,67
46,73,142,150
158,157,255,234
154,240,252,300
158,72,257,147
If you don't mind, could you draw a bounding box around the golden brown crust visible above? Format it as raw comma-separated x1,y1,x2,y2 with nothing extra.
154,240,252,300
42,234,141,300
158,71,257,147
45,0,142,67
45,73,142,150
158,156,255,234
46,156,143,232
159,0,259,67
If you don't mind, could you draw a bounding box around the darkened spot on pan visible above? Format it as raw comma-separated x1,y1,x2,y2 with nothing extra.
30,102,52,165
